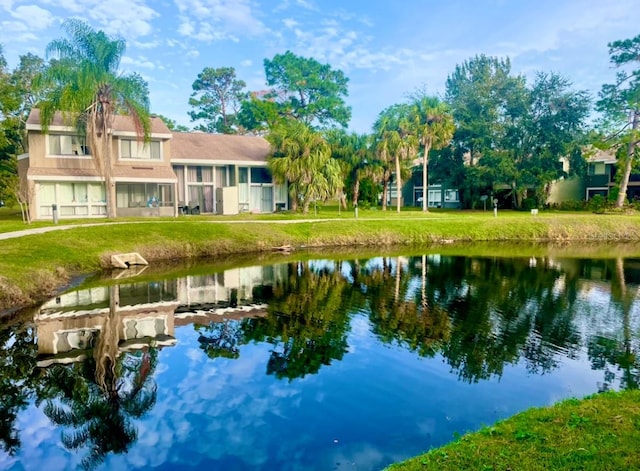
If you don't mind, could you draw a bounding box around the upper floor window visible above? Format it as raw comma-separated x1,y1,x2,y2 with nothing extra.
48,134,90,156
588,162,606,175
120,139,161,160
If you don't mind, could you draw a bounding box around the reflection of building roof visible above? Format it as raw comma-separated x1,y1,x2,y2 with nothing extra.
174,303,268,327
170,132,270,163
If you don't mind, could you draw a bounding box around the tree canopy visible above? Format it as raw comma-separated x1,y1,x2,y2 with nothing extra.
240,51,351,132
188,66,246,134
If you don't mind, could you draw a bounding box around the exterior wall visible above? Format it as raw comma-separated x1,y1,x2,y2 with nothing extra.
173,163,286,214
548,176,585,205
399,172,461,209
29,131,97,173
26,127,176,220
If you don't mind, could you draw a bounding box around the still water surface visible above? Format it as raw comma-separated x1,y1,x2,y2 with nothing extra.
1,254,639,470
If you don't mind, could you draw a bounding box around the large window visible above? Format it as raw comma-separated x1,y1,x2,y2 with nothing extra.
116,183,174,208
48,135,89,156
120,139,161,160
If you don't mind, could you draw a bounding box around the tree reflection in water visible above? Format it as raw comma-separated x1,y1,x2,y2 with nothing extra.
35,286,158,470
3,253,640,465
588,258,640,391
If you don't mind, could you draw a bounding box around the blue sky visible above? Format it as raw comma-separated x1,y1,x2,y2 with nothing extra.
1,0,640,133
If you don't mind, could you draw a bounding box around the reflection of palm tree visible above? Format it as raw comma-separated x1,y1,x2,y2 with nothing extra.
588,258,640,391
37,286,158,470
367,257,450,357
243,261,359,380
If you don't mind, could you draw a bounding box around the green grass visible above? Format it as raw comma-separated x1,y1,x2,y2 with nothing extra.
386,390,640,471
4,207,640,310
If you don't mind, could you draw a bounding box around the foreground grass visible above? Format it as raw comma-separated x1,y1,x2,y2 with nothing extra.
387,390,640,471
4,208,640,310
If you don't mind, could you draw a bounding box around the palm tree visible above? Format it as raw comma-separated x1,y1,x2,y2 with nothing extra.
325,129,372,208
267,119,342,213
36,19,151,218
410,96,455,212
374,105,418,213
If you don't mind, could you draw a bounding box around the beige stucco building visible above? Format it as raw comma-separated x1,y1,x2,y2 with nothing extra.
18,109,286,220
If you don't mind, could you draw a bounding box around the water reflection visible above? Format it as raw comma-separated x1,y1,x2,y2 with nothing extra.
2,254,640,469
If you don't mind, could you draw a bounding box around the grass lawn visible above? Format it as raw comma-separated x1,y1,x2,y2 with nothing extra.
387,390,640,471
3,205,640,310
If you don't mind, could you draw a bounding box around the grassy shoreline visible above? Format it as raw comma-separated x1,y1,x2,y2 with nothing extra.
4,209,640,311
387,390,640,471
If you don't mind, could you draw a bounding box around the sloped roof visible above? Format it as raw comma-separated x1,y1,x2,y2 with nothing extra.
170,132,271,163
27,108,171,135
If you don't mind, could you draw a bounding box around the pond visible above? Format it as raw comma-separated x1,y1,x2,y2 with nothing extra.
1,253,639,470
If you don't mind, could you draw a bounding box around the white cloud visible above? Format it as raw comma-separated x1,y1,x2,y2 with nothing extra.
282,17,297,29
174,0,266,42
240,59,252,67
10,5,55,30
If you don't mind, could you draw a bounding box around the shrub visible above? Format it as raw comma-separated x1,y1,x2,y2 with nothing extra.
588,194,606,213
521,197,537,211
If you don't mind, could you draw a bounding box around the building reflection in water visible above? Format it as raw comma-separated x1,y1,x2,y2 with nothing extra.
34,264,287,367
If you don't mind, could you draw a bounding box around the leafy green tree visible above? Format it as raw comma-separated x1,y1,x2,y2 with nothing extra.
241,51,351,131
409,94,455,211
0,48,43,205
155,114,189,132
267,119,342,213
597,34,640,208
521,72,590,205
374,104,418,212
237,92,281,135
188,66,247,134
446,55,589,208
36,19,151,218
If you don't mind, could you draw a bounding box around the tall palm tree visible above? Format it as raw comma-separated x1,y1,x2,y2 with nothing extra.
325,129,372,208
267,119,342,213
410,96,455,212
374,104,418,213
36,19,151,218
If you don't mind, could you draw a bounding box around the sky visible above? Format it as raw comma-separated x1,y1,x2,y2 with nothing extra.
1,0,640,133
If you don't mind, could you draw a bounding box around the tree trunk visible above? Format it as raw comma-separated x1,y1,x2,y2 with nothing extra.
382,179,388,211
395,156,402,213
616,109,640,208
422,142,431,212
352,178,360,207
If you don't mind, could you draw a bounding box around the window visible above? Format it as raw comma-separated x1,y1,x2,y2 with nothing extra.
251,167,271,184
48,135,90,156
588,162,606,175
120,139,161,160
116,183,174,208
445,190,459,202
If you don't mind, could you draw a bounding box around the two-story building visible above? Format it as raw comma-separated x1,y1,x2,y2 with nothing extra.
18,110,286,220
